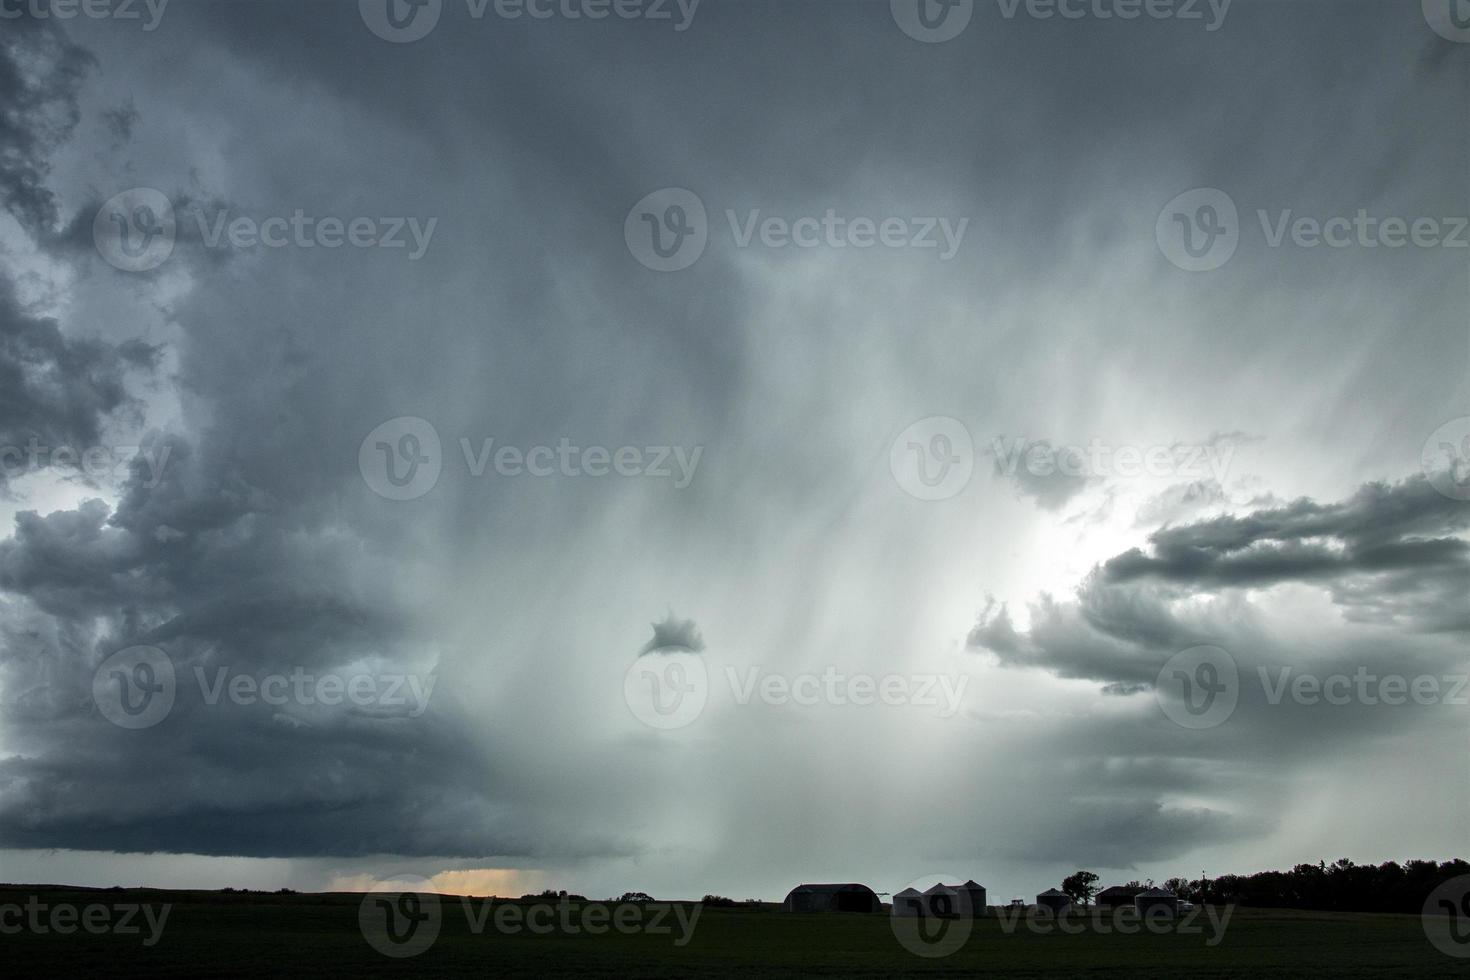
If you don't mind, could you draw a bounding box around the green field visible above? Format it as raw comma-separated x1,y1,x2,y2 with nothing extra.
2,886,1463,978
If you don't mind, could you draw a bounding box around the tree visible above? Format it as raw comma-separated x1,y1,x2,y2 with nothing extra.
1061,871,1100,907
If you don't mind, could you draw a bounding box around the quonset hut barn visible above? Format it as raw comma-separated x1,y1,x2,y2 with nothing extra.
782,883,881,913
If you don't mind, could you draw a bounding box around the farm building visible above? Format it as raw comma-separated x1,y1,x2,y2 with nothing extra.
1135,888,1179,916
891,881,988,917
1097,885,1142,910
783,883,880,914
923,882,962,917
1036,888,1071,915
890,887,925,917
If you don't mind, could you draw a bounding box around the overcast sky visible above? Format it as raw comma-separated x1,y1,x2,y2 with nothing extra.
0,0,1466,903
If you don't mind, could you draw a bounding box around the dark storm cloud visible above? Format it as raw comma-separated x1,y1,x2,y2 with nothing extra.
0,278,160,490
639,612,704,654
0,17,571,860
0,0,1465,896
0,19,94,234
0,22,159,490
1103,474,1470,631
973,472,1468,681
968,465,1470,858
971,581,1213,686
0,429,607,858
964,508,1465,867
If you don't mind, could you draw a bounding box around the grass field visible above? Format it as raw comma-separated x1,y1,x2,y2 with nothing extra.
2,886,1463,978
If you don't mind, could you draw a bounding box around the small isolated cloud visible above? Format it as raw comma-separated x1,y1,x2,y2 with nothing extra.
638,612,705,655
987,436,1095,512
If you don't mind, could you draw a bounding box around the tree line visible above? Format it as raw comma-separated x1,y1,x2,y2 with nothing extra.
1061,859,1469,914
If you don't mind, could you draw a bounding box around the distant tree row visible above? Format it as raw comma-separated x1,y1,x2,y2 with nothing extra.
1061,859,1469,914
1209,859,1470,913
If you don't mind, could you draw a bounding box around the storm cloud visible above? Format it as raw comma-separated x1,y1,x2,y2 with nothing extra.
0,0,1465,902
